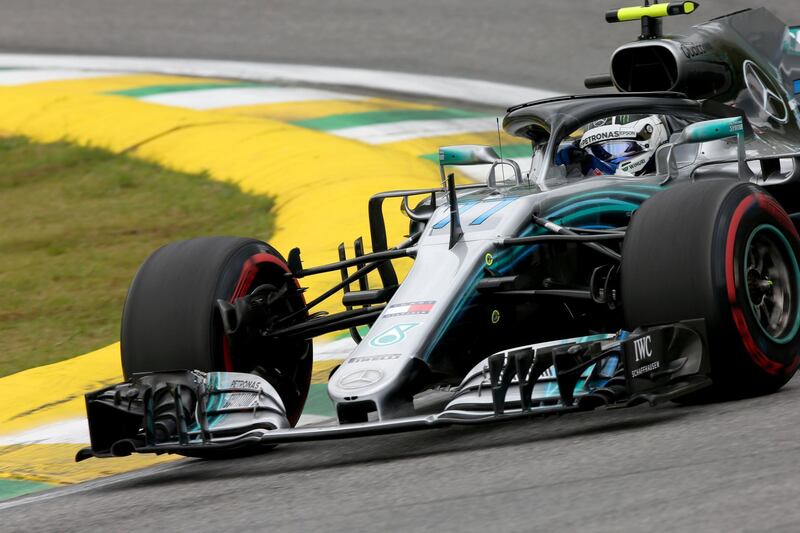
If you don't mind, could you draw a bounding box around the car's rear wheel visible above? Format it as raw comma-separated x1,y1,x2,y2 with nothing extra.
121,236,312,426
621,179,800,398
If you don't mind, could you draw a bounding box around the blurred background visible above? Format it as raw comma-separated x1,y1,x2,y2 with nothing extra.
0,0,795,92
0,2,799,531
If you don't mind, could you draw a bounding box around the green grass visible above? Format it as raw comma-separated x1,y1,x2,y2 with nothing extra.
0,136,275,377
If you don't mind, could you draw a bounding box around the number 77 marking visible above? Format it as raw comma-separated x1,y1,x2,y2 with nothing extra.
432,198,517,229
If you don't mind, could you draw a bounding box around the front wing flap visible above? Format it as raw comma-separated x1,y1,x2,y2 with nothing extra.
77,319,711,461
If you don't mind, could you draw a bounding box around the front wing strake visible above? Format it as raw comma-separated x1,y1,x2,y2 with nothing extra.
77,319,711,461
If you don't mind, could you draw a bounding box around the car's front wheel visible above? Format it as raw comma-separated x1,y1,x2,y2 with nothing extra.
621,179,800,398
120,236,312,426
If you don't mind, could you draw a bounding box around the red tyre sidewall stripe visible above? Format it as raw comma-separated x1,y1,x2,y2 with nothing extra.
223,252,302,371
758,193,800,240
725,192,788,376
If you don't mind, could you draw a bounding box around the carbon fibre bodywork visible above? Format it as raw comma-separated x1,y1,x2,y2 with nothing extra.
326,177,664,419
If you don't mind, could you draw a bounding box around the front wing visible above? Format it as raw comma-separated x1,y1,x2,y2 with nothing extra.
77,319,711,461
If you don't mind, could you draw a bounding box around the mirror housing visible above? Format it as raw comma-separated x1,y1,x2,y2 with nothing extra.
658,116,752,182
438,144,523,187
676,117,744,144
439,144,501,166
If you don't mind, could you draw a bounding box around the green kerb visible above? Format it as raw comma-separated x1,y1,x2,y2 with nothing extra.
302,383,336,417
293,108,485,131
0,478,55,501
107,82,264,98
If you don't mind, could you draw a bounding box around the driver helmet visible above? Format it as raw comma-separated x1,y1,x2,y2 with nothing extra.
579,115,669,176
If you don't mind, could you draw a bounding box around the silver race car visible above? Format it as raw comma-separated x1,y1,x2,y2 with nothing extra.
79,3,800,460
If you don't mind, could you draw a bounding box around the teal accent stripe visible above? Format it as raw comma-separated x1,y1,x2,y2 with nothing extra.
206,372,226,428
420,143,532,163
744,224,800,344
420,221,616,363
422,266,485,361
548,189,651,212
491,223,541,273
557,205,636,226
107,82,262,98
0,479,54,501
547,198,639,219
293,108,485,131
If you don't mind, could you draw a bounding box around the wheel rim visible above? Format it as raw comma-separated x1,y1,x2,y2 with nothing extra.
222,250,311,426
744,224,800,344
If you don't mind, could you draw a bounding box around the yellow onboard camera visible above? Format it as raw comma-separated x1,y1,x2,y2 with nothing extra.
605,1,699,40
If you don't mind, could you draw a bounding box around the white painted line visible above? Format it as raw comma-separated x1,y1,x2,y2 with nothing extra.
0,341,347,447
296,414,334,427
0,68,121,86
333,117,499,144
0,418,89,445
313,337,356,361
0,412,335,510
0,54,559,107
140,86,364,110
0,412,335,446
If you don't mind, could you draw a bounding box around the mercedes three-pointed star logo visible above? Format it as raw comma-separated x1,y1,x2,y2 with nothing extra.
743,59,788,124
337,369,384,390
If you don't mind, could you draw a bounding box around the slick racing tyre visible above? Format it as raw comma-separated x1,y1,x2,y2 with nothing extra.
621,179,800,398
121,237,312,426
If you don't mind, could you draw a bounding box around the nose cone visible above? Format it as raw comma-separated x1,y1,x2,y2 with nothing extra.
327,355,417,417
335,368,385,391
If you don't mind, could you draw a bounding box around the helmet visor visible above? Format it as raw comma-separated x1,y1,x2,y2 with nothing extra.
588,141,644,162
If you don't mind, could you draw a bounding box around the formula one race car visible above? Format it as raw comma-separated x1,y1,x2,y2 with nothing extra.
79,3,800,460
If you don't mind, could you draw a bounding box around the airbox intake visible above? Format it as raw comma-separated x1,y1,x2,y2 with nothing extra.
610,40,731,99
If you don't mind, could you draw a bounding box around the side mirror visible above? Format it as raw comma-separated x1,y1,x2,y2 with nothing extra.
438,144,523,186
676,116,744,144
439,145,501,166
659,117,752,181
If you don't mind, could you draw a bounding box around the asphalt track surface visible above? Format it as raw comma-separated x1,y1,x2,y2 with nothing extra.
2,1,800,531
3,386,800,531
